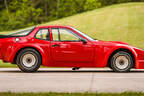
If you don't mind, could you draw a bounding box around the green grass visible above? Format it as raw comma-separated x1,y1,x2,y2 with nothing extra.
43,2,144,49
0,2,144,67
0,61,17,68
0,61,47,68
0,92,144,96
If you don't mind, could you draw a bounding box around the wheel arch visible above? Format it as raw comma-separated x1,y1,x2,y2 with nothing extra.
13,46,42,64
106,48,136,68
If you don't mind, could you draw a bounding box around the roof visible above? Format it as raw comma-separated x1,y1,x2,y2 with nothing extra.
36,25,72,28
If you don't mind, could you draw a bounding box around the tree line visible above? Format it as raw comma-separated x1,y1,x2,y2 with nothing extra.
0,0,144,31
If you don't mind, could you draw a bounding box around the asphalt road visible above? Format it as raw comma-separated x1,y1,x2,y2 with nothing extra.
0,68,144,93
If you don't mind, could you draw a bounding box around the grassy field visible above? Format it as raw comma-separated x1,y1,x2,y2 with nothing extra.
0,2,144,67
0,61,47,68
0,92,144,96
0,61,17,68
43,2,144,49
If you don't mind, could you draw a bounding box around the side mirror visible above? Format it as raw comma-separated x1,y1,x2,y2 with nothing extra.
80,38,87,43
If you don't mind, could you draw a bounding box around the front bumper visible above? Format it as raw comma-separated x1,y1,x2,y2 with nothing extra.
134,47,144,69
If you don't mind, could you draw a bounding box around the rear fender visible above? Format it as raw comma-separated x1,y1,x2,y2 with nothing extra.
6,44,49,66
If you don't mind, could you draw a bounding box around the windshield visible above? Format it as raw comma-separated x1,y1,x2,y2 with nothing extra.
9,27,34,36
71,27,95,41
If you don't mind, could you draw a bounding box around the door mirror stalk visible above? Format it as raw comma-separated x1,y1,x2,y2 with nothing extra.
80,38,87,43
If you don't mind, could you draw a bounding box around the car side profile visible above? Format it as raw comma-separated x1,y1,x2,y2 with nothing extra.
0,25,144,72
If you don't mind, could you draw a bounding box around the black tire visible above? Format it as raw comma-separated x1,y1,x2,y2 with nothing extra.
16,48,41,72
110,51,133,72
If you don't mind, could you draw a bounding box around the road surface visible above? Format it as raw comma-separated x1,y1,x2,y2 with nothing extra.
0,68,144,92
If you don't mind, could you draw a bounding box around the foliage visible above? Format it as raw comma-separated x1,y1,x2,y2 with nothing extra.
0,0,42,31
0,0,144,31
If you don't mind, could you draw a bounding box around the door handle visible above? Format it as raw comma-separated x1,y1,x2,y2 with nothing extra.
52,44,60,47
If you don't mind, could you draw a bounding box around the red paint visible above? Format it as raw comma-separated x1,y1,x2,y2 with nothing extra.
0,26,144,69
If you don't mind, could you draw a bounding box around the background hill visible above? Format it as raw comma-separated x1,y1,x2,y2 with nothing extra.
0,2,144,67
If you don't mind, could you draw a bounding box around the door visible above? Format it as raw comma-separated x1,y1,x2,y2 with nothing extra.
50,28,94,66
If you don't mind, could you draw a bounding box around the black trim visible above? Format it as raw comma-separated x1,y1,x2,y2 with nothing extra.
60,40,82,42
58,28,61,41
0,35,15,38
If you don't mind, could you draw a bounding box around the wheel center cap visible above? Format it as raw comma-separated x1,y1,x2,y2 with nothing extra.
119,60,124,65
26,58,32,63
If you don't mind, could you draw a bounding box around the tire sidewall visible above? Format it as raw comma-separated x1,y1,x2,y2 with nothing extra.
16,48,41,72
111,51,133,72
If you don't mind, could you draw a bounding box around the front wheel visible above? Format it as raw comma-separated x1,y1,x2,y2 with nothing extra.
16,48,41,72
111,51,133,72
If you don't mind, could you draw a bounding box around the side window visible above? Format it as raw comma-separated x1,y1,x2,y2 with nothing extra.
35,29,50,40
51,28,59,41
59,28,79,41
51,28,80,41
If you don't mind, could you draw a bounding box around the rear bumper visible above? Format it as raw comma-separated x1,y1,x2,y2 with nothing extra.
0,37,15,63
0,44,2,59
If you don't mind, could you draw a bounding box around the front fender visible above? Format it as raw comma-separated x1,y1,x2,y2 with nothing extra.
133,47,144,69
95,44,138,68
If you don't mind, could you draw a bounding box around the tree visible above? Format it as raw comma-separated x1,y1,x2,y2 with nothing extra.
0,0,144,31
84,0,101,11
0,0,42,30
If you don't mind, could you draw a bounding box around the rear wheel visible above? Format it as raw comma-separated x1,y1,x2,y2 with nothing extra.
16,48,41,72
111,51,133,72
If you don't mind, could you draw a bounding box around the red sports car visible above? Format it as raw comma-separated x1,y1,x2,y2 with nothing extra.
0,26,144,72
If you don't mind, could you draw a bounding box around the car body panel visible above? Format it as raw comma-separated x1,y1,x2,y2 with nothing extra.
0,25,144,69
91,40,138,67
